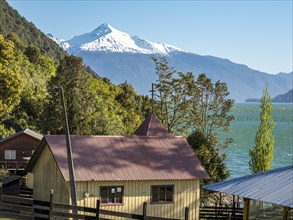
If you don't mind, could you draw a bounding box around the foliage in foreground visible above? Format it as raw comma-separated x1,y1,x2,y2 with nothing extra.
187,130,229,204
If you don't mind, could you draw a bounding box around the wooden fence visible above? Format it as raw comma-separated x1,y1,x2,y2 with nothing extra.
19,185,33,198
199,206,243,220
0,161,27,170
0,189,190,220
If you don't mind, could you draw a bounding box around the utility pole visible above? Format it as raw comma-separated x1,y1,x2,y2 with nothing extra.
149,83,156,113
60,87,77,217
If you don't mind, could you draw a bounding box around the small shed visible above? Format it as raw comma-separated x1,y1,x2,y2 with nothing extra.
203,166,293,220
0,129,42,172
25,113,209,219
0,175,22,196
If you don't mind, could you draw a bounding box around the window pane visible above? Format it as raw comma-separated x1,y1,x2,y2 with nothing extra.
101,187,108,203
116,191,123,203
151,185,174,203
101,186,123,204
159,186,166,202
11,150,16,159
152,187,159,202
109,187,115,203
5,150,10,159
4,150,16,160
166,186,173,202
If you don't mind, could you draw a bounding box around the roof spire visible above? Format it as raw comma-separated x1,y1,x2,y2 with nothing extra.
134,113,170,136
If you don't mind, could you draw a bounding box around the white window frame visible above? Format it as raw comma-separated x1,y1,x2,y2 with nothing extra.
5,150,16,160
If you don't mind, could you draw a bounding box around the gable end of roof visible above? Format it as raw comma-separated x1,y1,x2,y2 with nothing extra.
0,128,43,143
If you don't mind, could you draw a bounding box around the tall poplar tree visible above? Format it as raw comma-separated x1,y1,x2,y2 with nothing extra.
249,86,275,173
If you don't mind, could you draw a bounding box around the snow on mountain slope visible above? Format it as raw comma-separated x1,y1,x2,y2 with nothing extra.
47,33,65,44
47,33,70,50
49,23,185,55
48,23,293,101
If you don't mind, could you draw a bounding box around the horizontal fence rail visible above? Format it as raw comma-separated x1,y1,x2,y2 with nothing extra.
0,189,189,220
200,206,243,220
20,185,34,198
0,161,27,170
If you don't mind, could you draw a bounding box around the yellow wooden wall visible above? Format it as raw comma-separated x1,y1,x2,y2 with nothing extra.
31,145,69,203
75,179,200,219
26,172,34,189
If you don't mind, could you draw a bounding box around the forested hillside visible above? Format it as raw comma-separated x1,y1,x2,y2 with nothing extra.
0,0,66,59
0,0,151,138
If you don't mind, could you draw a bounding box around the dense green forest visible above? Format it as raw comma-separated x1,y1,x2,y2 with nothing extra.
0,1,151,138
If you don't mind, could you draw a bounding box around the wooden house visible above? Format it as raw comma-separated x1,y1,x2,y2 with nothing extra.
25,113,209,219
0,129,42,172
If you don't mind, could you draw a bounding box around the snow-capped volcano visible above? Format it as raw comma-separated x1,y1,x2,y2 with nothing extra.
50,23,185,55
48,23,293,101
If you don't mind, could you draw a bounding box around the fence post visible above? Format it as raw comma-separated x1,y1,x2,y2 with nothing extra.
215,202,218,219
49,189,54,220
96,199,100,220
282,207,290,220
143,202,147,220
232,195,236,219
184,207,189,220
243,198,250,220
0,182,2,212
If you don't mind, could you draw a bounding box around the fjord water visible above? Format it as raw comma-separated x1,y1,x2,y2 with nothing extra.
221,103,293,179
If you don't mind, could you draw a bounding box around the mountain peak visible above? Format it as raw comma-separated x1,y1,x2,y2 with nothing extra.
55,23,186,55
91,23,115,37
96,23,112,29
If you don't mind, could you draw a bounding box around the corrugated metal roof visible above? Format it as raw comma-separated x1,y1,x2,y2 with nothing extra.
26,135,210,182
0,128,43,143
134,113,170,137
203,166,293,208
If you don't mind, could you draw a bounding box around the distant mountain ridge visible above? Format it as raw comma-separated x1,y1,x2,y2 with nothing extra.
49,23,293,102
273,89,293,103
245,89,293,103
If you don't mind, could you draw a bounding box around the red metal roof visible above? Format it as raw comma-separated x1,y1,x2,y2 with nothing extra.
134,113,170,136
44,135,209,181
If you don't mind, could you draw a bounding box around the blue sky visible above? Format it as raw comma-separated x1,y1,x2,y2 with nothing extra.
7,0,293,74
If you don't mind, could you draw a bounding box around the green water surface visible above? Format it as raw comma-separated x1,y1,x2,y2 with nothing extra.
220,103,293,178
